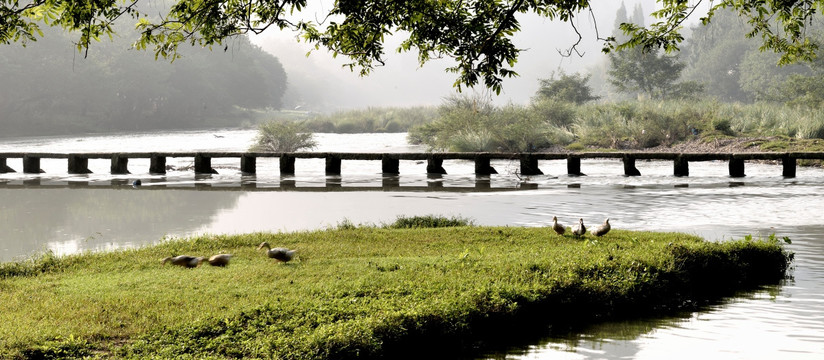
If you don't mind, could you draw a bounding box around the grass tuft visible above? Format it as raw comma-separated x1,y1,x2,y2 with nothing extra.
384,215,474,229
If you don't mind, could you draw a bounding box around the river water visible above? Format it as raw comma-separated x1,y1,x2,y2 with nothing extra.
1,130,822,359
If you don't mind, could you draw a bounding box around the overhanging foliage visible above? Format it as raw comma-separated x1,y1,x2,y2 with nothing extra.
2,0,823,92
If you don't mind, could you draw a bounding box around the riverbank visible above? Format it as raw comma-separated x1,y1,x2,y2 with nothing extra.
0,222,792,360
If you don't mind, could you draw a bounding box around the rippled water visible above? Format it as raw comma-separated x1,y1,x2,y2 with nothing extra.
1,130,822,359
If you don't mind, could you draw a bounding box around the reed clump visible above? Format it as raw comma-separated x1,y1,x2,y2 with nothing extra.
0,223,791,359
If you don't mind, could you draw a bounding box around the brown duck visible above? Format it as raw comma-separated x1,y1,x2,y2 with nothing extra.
591,218,611,237
257,242,297,263
206,254,232,267
552,216,565,235
161,255,204,268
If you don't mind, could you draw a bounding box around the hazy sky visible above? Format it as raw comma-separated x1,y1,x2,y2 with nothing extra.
249,1,675,110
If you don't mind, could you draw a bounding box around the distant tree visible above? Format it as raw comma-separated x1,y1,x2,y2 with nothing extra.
775,74,824,108
250,121,317,152
608,4,701,100
534,72,600,104
680,7,816,103
680,8,754,102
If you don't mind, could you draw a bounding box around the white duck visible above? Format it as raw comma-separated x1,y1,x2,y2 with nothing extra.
572,218,587,237
257,242,297,263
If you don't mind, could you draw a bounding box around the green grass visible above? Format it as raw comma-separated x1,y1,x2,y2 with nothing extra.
302,107,438,133
0,226,791,359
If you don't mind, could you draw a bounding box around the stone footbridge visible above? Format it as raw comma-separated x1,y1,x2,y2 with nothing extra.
1,152,823,178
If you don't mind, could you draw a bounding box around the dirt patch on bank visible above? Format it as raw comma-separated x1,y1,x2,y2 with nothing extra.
645,137,768,153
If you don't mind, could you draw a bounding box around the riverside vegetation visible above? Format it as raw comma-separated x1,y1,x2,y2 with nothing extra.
406,98,824,154
0,216,792,359
256,98,824,158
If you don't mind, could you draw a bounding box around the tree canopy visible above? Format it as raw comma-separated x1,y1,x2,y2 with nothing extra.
2,0,824,93
535,72,599,104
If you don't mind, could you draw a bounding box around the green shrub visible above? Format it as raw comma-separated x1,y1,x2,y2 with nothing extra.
249,121,317,152
384,215,474,229
0,251,71,278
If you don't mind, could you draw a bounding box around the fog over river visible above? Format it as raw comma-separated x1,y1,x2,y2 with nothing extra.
1,130,822,359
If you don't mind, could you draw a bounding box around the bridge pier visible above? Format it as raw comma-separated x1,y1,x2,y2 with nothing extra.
68,154,92,174
474,155,497,175
110,155,130,174
475,178,491,190
280,155,295,175
623,156,641,176
195,154,218,174
326,155,342,175
519,155,543,176
0,158,15,173
783,156,797,178
567,156,584,176
280,177,296,189
427,174,444,188
382,155,400,175
240,155,256,175
150,155,166,174
326,176,342,188
23,155,44,174
674,156,689,177
729,157,746,178
382,176,400,188
427,156,447,174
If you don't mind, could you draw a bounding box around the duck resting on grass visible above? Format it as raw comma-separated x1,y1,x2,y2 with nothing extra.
591,218,611,237
162,255,204,268
552,216,565,235
572,218,587,237
206,254,232,267
257,242,297,263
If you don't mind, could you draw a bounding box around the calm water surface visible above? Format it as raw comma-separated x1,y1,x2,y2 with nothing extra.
1,130,822,359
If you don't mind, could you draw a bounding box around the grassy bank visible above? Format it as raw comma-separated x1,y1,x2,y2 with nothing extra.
0,223,791,359
407,99,824,153
301,107,438,133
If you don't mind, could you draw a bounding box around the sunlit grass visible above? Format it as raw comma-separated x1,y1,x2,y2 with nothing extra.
0,226,791,359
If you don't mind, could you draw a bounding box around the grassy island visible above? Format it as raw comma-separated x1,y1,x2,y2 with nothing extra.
0,222,792,359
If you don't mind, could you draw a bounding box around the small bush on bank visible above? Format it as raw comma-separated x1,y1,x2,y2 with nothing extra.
249,120,317,152
0,251,73,279
384,215,475,229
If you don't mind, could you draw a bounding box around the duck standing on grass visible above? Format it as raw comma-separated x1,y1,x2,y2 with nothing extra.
257,242,297,263
552,216,566,235
591,218,611,237
572,218,586,237
161,255,204,268
206,254,232,267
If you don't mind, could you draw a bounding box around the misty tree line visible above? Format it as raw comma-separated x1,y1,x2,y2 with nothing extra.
0,2,286,137
586,4,824,106
405,5,824,153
